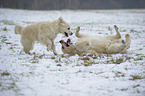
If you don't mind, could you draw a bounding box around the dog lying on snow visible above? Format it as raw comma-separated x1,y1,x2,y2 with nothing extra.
60,25,131,56
15,17,73,55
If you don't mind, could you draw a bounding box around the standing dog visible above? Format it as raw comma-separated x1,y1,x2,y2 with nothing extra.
15,17,73,55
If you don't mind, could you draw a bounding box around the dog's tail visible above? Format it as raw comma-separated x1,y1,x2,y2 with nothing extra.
15,25,23,35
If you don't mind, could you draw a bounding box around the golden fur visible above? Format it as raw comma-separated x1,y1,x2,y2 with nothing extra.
15,17,72,55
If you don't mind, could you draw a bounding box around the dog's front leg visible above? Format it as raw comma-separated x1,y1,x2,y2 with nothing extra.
51,40,57,55
114,25,121,39
39,36,57,55
43,38,53,53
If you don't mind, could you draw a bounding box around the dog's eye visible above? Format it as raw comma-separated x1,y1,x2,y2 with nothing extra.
68,28,70,30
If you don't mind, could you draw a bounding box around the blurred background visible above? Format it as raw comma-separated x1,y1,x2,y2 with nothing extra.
0,0,145,10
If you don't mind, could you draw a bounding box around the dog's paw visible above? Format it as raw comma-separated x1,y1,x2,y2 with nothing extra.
114,25,118,30
76,26,80,32
125,34,130,38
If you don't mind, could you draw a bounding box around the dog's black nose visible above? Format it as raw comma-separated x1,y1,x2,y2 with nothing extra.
64,32,68,37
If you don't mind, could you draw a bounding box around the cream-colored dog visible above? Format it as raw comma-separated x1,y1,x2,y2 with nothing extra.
59,39,77,56
60,25,131,55
15,17,73,55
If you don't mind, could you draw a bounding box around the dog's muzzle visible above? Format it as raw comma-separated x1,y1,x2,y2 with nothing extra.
65,43,69,47
59,40,69,47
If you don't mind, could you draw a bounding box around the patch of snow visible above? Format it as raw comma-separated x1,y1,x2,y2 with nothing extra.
0,8,145,96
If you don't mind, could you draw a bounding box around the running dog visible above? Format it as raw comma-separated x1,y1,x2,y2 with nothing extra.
15,17,73,55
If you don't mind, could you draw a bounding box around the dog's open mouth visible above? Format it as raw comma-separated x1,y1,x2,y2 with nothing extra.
67,39,73,44
65,43,70,47
59,40,70,47
64,32,68,37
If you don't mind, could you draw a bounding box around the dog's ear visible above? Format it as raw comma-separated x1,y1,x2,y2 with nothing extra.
58,17,64,24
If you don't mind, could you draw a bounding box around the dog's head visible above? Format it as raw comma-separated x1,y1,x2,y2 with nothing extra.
58,17,73,37
59,39,77,55
59,40,70,48
113,38,126,45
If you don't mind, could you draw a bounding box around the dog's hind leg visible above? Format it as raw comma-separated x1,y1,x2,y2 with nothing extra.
21,36,34,54
121,34,131,52
125,34,131,49
114,25,121,39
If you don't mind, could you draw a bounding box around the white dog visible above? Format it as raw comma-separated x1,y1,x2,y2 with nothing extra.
15,17,73,55
60,26,131,55
59,39,77,56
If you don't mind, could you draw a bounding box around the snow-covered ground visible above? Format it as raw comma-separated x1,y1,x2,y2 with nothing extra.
0,8,145,96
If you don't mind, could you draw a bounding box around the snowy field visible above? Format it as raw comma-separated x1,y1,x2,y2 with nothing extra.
0,8,145,96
